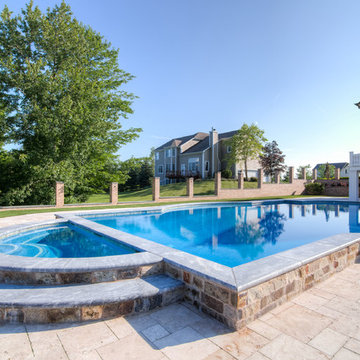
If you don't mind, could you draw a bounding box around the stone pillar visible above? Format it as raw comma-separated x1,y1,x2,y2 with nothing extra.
152,177,160,202
301,167,307,180
349,170,359,201
238,171,244,189
110,182,118,205
55,181,64,208
334,168,340,180
289,167,294,184
257,169,263,189
215,171,221,196
313,169,317,180
275,171,281,184
186,177,194,199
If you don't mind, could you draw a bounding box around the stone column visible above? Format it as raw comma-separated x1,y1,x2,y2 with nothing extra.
238,171,244,189
301,167,307,180
289,167,294,183
215,171,221,196
186,177,194,199
313,169,317,180
55,181,64,208
152,177,160,202
110,182,118,205
275,171,281,184
334,168,340,180
349,170,359,201
257,169,263,189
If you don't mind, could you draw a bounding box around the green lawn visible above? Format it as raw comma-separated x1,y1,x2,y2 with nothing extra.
85,179,258,203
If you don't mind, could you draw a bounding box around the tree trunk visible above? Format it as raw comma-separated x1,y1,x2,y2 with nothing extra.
245,160,248,181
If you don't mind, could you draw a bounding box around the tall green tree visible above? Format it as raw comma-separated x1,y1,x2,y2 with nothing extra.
227,123,267,180
0,1,140,205
259,141,286,180
317,163,335,179
296,164,312,180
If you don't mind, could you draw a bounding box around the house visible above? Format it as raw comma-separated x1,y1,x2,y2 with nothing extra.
154,128,262,184
313,162,349,178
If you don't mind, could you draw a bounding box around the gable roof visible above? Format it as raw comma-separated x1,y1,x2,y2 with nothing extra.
313,162,348,170
155,129,239,153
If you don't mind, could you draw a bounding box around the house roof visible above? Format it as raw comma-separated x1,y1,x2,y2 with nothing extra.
313,162,348,170
155,129,239,153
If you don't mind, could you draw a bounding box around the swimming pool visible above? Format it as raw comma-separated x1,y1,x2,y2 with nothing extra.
0,223,137,258
85,202,359,267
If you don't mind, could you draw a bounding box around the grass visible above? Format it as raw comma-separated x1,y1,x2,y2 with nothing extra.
86,179,258,203
0,194,314,219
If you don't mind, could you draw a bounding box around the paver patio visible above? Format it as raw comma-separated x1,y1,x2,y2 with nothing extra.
0,214,359,359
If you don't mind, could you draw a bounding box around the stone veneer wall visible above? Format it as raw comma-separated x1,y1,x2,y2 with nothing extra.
315,179,349,197
165,242,360,330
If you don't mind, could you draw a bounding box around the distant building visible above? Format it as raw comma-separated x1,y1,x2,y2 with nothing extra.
313,162,349,178
154,128,262,184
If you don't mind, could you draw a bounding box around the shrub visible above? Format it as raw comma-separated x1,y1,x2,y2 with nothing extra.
221,169,232,179
305,182,325,195
249,177,258,182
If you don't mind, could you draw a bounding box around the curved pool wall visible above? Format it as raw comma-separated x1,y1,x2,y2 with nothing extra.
0,198,359,329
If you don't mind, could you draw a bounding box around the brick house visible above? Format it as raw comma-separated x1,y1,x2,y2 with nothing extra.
154,128,262,184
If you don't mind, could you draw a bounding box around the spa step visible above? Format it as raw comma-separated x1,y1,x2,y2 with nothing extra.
0,274,184,323
0,252,164,285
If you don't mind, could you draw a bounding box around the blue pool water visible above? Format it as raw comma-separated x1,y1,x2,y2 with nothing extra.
0,223,137,258
86,202,360,267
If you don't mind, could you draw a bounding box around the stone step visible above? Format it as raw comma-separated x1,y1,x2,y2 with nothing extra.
0,252,164,285
0,274,184,324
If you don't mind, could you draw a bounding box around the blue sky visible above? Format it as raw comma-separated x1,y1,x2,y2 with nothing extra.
5,0,360,169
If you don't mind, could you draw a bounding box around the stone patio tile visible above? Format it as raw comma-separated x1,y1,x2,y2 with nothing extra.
318,277,360,301
307,287,336,300
245,353,271,360
210,328,268,360
190,317,230,338
329,315,360,340
142,324,170,343
27,328,68,360
96,333,165,360
149,303,202,333
333,348,360,360
259,312,274,322
308,328,348,356
345,339,360,355
259,334,328,360
0,330,33,360
246,319,281,340
263,304,332,343
105,316,136,339
325,296,360,320
292,292,329,311
125,312,159,332
57,321,117,360
313,305,343,319
154,326,219,360
61,349,101,360
269,300,294,315
203,348,234,360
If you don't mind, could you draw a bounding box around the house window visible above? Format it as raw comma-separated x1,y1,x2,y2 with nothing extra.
172,163,175,171
166,163,171,172
166,149,174,158
181,164,186,175
205,161,209,172
155,152,159,160
188,158,200,173
172,148,176,156
158,165,163,174
345,169,348,174
227,145,231,153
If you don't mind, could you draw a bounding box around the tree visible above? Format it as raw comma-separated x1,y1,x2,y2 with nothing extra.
227,123,267,180
0,2,141,205
259,141,286,180
317,163,335,179
296,164,312,180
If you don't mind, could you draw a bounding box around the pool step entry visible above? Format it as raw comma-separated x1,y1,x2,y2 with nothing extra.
0,252,164,285
0,274,184,324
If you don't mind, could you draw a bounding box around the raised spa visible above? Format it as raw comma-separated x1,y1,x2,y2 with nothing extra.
0,223,137,258
85,202,360,267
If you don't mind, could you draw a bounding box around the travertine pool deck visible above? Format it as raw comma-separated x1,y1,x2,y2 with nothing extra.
0,259,359,360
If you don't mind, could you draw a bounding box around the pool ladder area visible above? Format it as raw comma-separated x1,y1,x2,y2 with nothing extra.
0,257,185,324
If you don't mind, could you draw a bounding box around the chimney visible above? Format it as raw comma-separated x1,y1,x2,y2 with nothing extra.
210,127,219,176
209,127,218,147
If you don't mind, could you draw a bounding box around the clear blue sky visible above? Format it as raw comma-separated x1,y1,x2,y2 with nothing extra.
5,0,360,169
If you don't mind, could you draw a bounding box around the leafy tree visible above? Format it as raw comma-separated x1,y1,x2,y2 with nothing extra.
259,141,286,180
317,163,335,179
296,164,312,180
227,123,267,180
0,1,140,205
